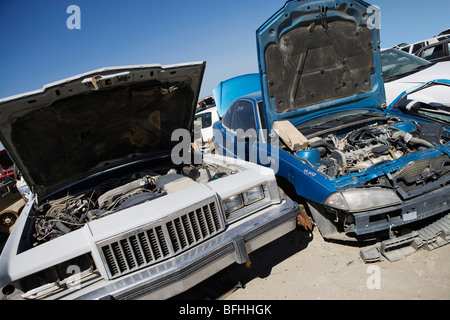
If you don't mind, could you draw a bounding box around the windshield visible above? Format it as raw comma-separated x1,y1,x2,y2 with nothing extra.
381,48,431,82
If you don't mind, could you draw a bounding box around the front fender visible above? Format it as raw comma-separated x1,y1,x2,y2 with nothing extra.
255,144,337,204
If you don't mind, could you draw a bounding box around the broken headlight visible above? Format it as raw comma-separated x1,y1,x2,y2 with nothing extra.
324,188,401,213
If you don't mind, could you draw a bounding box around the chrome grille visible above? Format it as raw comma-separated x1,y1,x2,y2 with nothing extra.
98,200,223,279
166,203,221,252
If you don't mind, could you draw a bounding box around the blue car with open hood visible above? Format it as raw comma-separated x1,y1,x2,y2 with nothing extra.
213,0,450,241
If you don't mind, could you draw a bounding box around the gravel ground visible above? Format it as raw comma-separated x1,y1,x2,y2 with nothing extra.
224,227,450,300
174,222,450,300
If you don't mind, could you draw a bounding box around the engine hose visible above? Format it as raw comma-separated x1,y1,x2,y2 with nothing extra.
348,128,365,145
392,130,434,148
396,140,410,153
309,139,338,151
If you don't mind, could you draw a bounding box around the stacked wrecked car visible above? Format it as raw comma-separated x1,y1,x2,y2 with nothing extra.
212,0,450,241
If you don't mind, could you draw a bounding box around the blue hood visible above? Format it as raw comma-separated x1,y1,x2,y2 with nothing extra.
256,0,386,132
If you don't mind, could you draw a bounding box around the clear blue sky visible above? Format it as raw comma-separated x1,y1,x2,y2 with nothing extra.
1,0,449,100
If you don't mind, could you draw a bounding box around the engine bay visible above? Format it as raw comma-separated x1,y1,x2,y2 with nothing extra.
31,162,237,247
296,115,449,179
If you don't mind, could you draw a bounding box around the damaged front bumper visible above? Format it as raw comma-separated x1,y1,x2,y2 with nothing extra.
62,199,299,300
350,183,450,235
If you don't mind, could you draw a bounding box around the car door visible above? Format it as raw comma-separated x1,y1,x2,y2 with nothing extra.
230,100,258,161
217,101,237,156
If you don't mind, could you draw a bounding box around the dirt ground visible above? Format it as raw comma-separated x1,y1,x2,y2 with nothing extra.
171,221,450,301
223,227,450,300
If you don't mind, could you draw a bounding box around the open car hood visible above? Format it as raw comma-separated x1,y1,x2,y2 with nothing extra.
0,62,205,200
256,0,386,131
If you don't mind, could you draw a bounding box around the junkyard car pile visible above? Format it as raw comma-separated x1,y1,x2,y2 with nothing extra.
0,63,299,299
0,0,449,300
212,0,450,241
381,47,450,108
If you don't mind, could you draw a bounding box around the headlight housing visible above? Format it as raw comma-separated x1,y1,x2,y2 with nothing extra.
222,185,266,220
223,194,245,215
242,186,265,206
323,188,401,213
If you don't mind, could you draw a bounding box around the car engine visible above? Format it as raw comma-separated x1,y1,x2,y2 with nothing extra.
32,163,236,246
305,120,448,179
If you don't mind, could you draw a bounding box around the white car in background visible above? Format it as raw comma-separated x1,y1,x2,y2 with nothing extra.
194,107,220,143
396,32,450,55
381,48,450,107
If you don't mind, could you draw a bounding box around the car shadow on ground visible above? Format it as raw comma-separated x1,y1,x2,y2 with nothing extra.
170,226,313,300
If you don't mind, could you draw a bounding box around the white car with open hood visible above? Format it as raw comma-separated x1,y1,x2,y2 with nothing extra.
0,62,299,300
